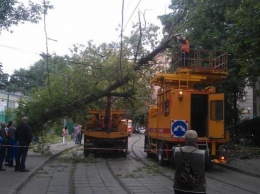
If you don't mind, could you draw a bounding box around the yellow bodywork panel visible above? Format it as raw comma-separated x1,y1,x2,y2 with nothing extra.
85,109,128,138
151,69,228,89
208,93,225,138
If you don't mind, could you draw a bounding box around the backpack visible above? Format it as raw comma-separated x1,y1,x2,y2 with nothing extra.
175,148,202,188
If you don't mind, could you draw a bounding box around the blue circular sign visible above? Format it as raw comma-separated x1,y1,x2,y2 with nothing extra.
171,120,188,137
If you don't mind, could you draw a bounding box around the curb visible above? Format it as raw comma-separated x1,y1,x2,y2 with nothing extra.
8,145,76,194
217,163,260,178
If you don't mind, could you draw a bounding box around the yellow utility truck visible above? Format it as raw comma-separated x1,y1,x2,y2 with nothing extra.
144,49,230,165
84,97,128,157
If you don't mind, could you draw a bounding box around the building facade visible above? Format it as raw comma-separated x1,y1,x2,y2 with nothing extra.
238,77,260,120
0,91,31,122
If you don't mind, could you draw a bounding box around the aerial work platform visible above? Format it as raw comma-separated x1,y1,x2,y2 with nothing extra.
151,49,228,89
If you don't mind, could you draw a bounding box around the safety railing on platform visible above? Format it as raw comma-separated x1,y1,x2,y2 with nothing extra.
171,49,228,71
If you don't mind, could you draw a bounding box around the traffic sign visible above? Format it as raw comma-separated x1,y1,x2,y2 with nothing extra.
171,120,188,137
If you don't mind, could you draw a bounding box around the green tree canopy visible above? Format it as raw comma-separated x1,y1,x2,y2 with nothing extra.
0,0,53,32
157,0,260,134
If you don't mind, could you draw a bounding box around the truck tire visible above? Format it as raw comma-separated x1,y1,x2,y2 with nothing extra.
157,142,165,166
145,136,153,158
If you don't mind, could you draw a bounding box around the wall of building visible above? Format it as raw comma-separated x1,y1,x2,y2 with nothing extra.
238,86,254,120
0,91,31,122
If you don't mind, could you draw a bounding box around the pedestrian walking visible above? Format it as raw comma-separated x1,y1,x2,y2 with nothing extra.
75,124,82,144
4,123,9,166
0,122,7,171
80,125,84,144
7,120,17,167
173,130,207,194
62,126,69,145
15,117,33,172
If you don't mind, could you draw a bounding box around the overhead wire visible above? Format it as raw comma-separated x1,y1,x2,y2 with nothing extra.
1,0,143,75
123,0,142,31
116,0,142,42
0,44,40,55
119,0,124,80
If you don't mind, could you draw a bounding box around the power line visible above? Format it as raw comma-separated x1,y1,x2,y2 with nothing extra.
116,0,142,42
123,0,142,31
0,44,40,55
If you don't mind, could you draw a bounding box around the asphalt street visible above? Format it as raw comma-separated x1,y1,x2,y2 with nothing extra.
0,139,259,194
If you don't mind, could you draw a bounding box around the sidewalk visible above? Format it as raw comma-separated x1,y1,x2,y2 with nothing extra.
0,140,76,194
218,157,260,178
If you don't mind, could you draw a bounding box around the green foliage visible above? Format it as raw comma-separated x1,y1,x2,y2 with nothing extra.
7,16,161,134
159,0,260,133
14,39,155,132
0,0,53,32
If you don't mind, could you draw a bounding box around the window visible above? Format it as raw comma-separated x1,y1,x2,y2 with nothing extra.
164,100,170,116
211,100,223,120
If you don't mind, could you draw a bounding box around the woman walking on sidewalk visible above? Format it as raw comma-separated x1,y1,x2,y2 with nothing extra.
62,126,69,145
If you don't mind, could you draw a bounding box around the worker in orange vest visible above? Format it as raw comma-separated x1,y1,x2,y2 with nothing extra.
176,36,190,67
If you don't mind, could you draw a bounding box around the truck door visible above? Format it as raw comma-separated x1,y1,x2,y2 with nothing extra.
208,93,225,138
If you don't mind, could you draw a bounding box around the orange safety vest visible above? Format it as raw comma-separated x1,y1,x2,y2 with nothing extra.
180,40,190,53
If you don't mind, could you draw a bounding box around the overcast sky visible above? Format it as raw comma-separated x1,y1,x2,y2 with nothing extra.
0,0,171,75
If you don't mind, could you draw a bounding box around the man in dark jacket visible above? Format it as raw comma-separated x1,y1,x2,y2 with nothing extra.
15,117,32,172
173,130,207,194
0,122,8,171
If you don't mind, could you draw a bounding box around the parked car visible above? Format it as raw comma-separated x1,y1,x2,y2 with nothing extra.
137,126,145,134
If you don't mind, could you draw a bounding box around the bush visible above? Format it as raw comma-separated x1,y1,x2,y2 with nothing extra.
238,117,260,146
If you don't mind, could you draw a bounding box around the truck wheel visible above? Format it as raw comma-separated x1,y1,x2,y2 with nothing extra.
145,136,153,158
157,142,165,166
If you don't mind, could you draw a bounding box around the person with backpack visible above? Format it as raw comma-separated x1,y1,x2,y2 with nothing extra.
173,130,207,194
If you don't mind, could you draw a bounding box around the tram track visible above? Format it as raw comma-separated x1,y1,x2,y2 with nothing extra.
206,173,259,194
104,159,133,194
129,134,260,194
129,135,175,186
17,146,79,194
17,136,259,194
80,135,259,194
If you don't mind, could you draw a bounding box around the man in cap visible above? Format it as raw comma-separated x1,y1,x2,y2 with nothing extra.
15,117,32,172
173,130,207,194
